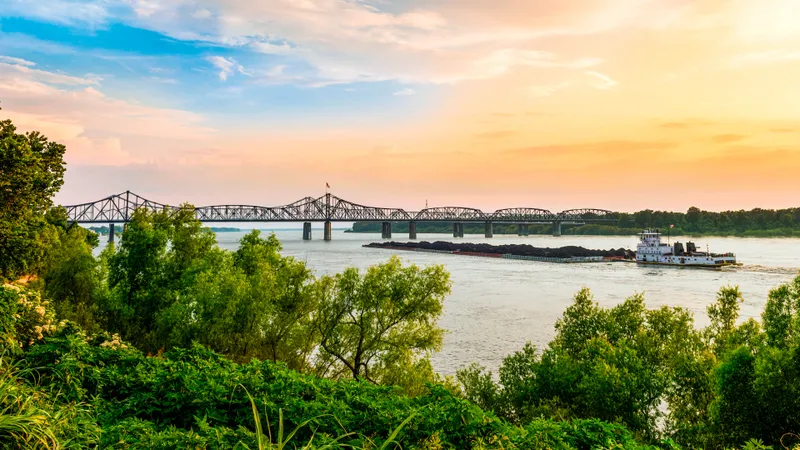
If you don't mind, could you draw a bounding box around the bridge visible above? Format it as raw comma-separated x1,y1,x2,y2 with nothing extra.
63,191,618,242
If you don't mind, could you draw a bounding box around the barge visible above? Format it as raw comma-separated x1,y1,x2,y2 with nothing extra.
364,241,632,264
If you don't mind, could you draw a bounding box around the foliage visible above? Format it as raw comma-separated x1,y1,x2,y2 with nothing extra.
9,328,659,449
0,284,58,352
104,206,217,353
314,256,450,390
458,288,703,443
456,277,800,449
0,112,67,281
37,210,107,334
178,230,319,369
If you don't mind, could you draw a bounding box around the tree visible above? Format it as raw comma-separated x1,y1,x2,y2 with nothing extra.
314,256,450,387
105,205,214,353
106,209,170,351
0,111,66,280
40,210,108,333
180,230,319,368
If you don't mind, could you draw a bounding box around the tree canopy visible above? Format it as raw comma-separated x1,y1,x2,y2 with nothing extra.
0,110,66,280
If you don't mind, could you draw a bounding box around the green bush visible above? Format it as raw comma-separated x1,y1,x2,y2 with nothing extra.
12,328,661,449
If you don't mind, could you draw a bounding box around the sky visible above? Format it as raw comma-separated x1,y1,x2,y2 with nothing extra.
2,0,800,213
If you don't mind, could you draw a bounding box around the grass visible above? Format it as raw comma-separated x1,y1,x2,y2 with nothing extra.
0,354,57,449
237,384,418,450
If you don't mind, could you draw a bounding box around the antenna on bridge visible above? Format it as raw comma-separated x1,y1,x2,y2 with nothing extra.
425,199,428,209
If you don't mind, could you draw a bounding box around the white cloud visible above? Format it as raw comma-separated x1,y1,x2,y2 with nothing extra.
585,71,618,89
205,56,250,81
0,56,36,67
0,57,99,86
65,0,638,87
393,88,416,96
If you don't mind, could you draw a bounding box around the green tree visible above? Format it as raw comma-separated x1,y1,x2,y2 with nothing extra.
314,256,450,388
105,206,213,353
40,214,107,333
178,231,319,368
0,111,66,280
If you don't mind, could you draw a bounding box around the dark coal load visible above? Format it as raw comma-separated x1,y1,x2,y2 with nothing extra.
365,241,633,259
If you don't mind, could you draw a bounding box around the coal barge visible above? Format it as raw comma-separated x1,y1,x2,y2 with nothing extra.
364,241,634,264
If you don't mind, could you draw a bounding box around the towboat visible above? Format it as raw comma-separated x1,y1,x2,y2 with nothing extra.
636,229,738,268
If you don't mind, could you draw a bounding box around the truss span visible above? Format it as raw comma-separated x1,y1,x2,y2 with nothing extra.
62,191,618,224
64,191,177,223
413,207,487,222
490,208,556,223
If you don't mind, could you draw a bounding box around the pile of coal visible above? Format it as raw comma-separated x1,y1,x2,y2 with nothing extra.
365,241,633,259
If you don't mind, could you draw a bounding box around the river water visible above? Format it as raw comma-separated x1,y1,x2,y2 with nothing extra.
98,229,800,375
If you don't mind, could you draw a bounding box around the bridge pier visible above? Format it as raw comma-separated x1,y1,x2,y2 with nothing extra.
108,223,115,243
553,221,562,237
452,223,464,238
381,222,392,239
409,222,417,239
484,222,493,238
302,222,312,240
324,221,332,241
517,224,529,236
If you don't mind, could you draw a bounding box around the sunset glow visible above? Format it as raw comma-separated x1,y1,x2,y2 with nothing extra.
2,0,800,212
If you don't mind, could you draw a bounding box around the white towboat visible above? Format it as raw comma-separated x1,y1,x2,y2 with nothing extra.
636,229,738,268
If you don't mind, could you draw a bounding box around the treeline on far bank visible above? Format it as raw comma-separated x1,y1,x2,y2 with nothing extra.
349,206,800,237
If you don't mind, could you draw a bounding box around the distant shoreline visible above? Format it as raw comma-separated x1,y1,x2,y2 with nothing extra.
345,227,800,239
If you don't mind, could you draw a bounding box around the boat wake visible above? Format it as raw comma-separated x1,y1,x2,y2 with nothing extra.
734,265,800,275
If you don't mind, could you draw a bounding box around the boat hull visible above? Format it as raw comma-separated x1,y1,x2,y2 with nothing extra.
635,260,740,269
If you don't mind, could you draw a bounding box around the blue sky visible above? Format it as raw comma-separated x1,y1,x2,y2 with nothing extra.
0,6,437,130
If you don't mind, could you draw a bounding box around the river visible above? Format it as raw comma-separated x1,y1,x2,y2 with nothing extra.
98,229,800,375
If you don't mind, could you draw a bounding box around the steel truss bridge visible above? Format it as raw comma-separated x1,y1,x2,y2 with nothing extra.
64,191,618,241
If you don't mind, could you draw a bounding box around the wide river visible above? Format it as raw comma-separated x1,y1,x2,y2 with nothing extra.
100,229,800,375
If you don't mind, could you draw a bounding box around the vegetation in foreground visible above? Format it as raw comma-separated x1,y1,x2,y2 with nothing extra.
4,109,800,449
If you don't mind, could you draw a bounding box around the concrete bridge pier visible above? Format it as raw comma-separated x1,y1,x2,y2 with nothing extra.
409,222,417,239
553,221,562,237
324,221,332,241
302,222,312,240
452,223,464,238
381,222,392,239
108,223,115,243
517,224,529,236
484,222,493,238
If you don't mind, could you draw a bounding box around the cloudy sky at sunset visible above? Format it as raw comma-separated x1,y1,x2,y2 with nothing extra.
2,0,799,212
